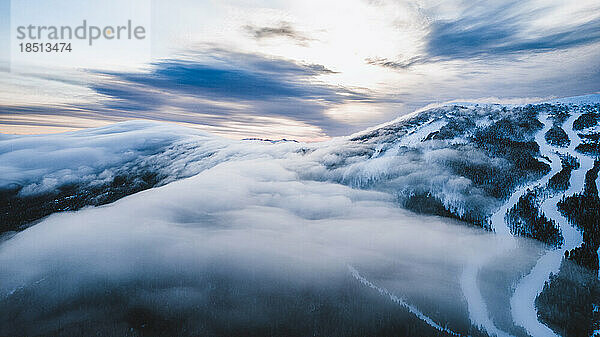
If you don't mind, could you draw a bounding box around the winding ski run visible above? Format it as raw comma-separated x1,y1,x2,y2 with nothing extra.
348,265,463,337
349,110,593,337
462,111,589,337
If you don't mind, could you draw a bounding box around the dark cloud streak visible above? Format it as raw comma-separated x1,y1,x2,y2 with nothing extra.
365,56,425,70
366,1,600,71
425,1,600,60
1,49,372,137
244,22,313,45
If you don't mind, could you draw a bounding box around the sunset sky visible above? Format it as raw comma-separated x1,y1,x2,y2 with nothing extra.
1,0,599,140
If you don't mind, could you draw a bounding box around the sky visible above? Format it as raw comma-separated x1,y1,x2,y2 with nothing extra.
0,0,599,140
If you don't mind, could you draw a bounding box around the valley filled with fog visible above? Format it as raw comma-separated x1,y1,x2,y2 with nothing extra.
0,144,543,336
1,95,599,336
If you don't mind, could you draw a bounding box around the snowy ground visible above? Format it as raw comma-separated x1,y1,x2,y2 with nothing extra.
1,95,599,336
508,112,588,337
460,114,558,337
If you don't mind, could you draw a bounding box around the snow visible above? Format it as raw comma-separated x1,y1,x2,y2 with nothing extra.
461,256,514,337
397,119,447,147
460,110,594,337
348,265,463,337
352,106,448,137
0,121,211,195
458,116,562,337
510,112,587,337
1,95,598,334
541,94,600,105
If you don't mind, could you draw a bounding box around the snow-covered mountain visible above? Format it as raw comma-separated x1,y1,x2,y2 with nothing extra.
1,95,599,337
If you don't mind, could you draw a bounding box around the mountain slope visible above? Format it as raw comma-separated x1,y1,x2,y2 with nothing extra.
1,95,599,336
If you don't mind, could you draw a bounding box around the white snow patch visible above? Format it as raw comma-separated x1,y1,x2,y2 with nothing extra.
398,120,448,147
510,112,587,337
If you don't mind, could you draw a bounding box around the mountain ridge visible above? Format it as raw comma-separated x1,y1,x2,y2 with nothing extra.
1,94,600,336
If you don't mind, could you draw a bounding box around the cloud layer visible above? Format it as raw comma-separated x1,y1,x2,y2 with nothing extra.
424,1,600,61
1,49,375,139
0,125,543,335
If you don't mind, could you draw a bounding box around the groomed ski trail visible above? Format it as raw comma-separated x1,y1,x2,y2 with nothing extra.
348,265,464,337
510,112,587,337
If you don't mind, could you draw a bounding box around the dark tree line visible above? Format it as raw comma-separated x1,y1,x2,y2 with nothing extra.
545,125,570,147
576,142,600,156
574,112,599,131
536,259,600,337
576,131,600,156
546,104,571,125
558,158,600,271
506,188,563,247
402,192,490,229
0,267,483,337
0,171,161,235
548,153,580,193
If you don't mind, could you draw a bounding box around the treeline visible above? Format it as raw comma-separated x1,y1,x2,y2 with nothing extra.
573,111,599,130
545,104,572,146
537,156,600,337
576,141,600,156
558,158,600,271
548,153,580,193
447,106,551,228
506,188,563,247
469,110,549,199
426,116,476,140
545,125,570,147
546,104,571,125
0,171,161,235
402,192,491,229
1,267,482,337
536,259,600,337
576,132,600,156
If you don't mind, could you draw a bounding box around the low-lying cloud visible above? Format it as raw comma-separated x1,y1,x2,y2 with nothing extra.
0,142,542,335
